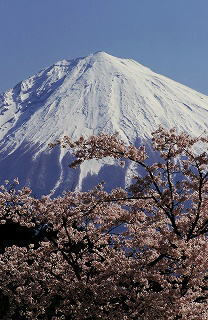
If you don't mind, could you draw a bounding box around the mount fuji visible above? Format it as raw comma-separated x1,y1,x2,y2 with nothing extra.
0,51,208,196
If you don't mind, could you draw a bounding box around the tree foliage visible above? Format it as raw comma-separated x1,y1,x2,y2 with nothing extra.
0,127,208,319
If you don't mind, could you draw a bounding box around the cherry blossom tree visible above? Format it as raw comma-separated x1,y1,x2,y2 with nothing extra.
0,127,207,319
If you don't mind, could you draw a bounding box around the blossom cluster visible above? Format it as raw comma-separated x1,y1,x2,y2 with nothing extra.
0,127,208,319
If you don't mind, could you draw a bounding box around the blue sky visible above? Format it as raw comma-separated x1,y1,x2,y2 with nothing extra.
0,0,208,94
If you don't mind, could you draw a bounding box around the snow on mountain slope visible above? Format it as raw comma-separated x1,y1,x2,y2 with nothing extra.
0,51,208,196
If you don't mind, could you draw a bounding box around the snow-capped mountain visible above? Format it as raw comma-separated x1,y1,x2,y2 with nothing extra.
0,51,208,196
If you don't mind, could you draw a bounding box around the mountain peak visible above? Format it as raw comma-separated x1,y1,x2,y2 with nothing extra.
93,50,110,56
87,51,119,63
0,52,208,196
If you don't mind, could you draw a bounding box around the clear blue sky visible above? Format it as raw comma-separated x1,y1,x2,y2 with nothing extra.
0,0,208,94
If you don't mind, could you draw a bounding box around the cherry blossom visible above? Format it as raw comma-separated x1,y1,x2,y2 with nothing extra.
0,127,207,319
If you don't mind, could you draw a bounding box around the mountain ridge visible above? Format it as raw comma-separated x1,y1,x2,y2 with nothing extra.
0,52,208,196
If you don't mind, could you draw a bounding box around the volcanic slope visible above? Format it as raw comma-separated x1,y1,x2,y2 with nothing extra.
0,51,208,196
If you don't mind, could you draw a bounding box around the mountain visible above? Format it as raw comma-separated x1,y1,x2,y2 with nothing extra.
0,51,208,196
